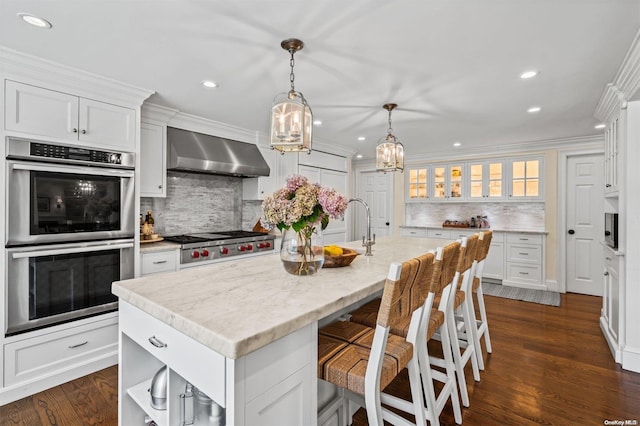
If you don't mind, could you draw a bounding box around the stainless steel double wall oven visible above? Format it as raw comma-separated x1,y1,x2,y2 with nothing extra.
5,138,135,335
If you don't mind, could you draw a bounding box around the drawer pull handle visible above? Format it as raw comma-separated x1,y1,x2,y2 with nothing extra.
519,238,529,241
518,252,529,255
148,336,168,348
153,260,168,264
68,341,88,349
605,257,612,261
519,272,529,275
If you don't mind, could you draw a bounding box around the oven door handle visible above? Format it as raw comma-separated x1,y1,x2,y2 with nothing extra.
11,242,134,259
10,161,135,178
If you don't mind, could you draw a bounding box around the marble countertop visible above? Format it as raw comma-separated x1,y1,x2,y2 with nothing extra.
139,240,181,253
400,225,547,234
113,236,447,359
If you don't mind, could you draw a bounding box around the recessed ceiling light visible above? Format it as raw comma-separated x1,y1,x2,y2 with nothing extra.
527,106,542,113
594,123,606,129
201,80,218,88
520,70,538,79
357,136,366,141
355,154,363,159
313,120,322,126
17,13,52,29
453,142,462,147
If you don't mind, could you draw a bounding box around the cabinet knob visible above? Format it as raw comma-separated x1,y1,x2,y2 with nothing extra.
386,222,390,226
81,129,87,134
72,128,78,133
605,184,612,188
604,271,609,276
568,229,575,235
158,185,162,189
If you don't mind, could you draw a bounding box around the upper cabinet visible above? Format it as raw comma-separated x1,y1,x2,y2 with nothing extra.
405,155,543,202
140,121,167,197
432,164,464,201
604,114,621,196
5,80,136,151
467,160,505,200
508,156,543,201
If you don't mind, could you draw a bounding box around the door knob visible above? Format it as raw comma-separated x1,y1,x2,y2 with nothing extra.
568,229,575,235
385,222,390,226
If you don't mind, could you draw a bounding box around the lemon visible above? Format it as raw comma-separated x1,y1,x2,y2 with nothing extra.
323,245,343,256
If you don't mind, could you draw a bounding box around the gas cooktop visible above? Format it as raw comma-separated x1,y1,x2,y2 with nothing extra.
164,230,269,245
164,230,276,265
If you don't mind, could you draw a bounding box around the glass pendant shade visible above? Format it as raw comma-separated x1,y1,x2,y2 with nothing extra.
376,135,404,172
270,90,313,153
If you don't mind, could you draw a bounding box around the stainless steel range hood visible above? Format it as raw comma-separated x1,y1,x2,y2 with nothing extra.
167,127,270,177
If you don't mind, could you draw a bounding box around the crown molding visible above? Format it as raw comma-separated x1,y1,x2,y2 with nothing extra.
0,45,154,107
594,28,640,121
141,103,178,123
166,110,257,144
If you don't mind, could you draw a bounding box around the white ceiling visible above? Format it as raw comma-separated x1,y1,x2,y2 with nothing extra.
1,1,639,160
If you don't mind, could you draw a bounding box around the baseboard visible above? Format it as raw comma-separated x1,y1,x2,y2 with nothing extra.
622,345,640,373
546,279,560,293
502,280,547,291
600,317,622,363
0,352,117,405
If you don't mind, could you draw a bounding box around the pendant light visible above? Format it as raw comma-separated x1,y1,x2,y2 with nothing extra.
270,38,313,154
376,103,404,173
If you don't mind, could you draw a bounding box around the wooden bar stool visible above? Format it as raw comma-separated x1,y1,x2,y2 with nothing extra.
344,246,463,425
318,259,427,425
469,230,493,363
431,235,481,408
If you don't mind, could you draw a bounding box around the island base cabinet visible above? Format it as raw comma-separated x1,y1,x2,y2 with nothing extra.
119,301,318,426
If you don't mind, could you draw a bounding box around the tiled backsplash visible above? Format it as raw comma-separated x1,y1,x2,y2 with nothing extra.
141,172,243,235
405,202,545,230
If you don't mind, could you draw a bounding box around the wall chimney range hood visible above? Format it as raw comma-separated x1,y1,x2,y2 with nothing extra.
167,126,270,177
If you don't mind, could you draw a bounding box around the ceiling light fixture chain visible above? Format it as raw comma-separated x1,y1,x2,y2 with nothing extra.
289,47,296,93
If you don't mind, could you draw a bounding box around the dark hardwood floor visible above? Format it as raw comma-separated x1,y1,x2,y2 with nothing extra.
2,292,639,425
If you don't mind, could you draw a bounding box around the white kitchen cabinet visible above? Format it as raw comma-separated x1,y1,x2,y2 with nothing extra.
483,232,505,281
140,249,178,276
406,166,429,201
243,145,298,200
467,160,506,200
507,156,543,201
427,228,451,239
601,245,623,362
140,121,167,197
119,302,316,426
298,164,348,244
399,227,427,238
503,233,545,289
5,80,136,151
604,114,621,196
432,163,464,201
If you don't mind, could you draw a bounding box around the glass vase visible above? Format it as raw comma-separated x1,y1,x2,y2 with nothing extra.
280,227,324,276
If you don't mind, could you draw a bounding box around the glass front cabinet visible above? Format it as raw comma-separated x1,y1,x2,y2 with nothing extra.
432,164,464,201
406,155,543,202
467,160,505,200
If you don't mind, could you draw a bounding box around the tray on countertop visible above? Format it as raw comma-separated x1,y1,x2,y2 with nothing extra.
140,237,164,244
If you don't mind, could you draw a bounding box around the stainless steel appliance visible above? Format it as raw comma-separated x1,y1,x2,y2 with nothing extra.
4,138,135,335
5,239,134,335
6,137,135,246
605,212,618,248
164,231,275,267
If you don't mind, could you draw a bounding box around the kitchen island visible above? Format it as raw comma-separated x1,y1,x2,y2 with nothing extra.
113,236,449,425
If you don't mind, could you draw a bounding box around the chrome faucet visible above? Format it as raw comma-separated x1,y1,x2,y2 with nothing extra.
348,198,375,256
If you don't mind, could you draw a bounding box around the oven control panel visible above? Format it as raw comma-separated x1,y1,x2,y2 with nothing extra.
181,239,275,264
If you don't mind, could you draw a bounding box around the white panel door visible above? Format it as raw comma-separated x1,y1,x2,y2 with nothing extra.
566,154,604,295
356,171,392,240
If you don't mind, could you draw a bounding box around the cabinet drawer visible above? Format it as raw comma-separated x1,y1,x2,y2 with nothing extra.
119,302,225,406
4,318,117,386
450,230,475,239
507,244,542,264
506,263,542,284
507,233,543,245
141,250,178,275
427,229,451,239
400,228,426,238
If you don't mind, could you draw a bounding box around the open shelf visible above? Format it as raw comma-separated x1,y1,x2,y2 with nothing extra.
126,378,168,426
